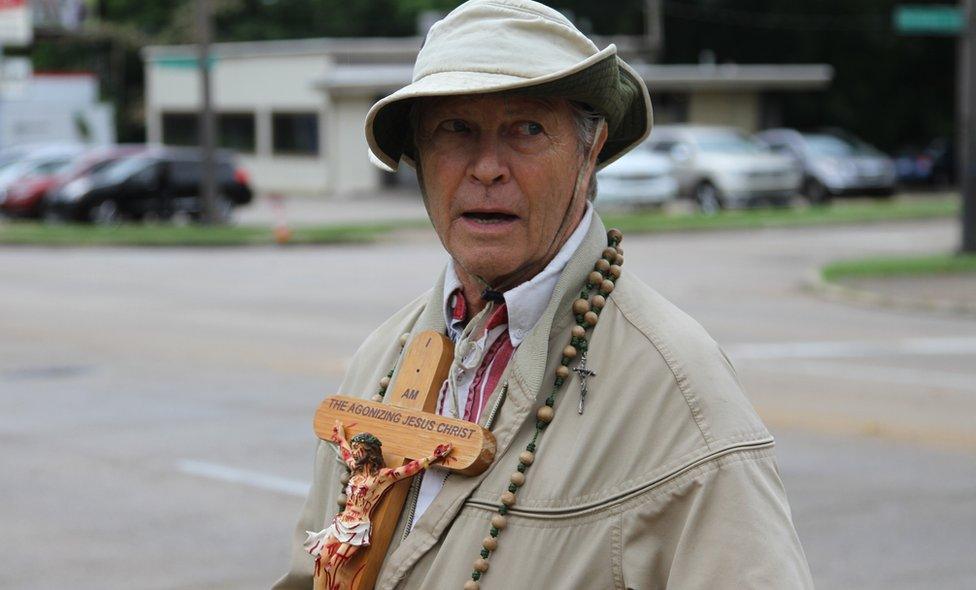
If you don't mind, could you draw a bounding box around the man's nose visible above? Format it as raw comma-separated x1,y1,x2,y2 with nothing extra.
468,134,510,187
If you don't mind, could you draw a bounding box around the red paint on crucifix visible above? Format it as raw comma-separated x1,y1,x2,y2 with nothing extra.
304,419,452,588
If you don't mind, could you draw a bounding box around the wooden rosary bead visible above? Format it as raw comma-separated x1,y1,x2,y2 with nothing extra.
583,311,599,326
399,333,410,347
462,230,625,589
537,405,555,423
572,298,590,314
339,472,350,485
379,376,391,388
337,494,348,508
371,394,384,402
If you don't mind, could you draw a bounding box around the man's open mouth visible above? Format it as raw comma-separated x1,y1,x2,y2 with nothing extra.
461,211,518,224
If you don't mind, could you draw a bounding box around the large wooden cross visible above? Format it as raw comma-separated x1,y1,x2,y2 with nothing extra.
310,331,496,590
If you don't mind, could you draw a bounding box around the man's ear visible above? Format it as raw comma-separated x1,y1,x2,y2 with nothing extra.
589,121,609,171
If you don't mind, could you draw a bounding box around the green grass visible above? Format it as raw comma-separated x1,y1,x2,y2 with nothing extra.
822,253,976,282
0,221,404,247
0,196,958,247
601,197,958,234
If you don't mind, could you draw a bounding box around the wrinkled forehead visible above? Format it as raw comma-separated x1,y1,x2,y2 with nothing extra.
415,93,571,122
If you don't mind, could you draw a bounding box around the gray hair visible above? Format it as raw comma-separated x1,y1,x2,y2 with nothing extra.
409,97,604,201
567,101,604,201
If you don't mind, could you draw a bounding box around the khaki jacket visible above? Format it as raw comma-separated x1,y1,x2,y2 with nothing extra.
274,214,813,589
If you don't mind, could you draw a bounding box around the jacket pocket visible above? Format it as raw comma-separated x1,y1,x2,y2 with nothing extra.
462,437,774,520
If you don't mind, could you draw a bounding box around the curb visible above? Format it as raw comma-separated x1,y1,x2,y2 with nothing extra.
802,269,976,318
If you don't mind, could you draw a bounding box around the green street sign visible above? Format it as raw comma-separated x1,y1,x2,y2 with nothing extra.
894,5,964,36
155,56,218,69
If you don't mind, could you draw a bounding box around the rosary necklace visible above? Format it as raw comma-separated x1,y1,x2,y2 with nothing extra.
358,228,624,589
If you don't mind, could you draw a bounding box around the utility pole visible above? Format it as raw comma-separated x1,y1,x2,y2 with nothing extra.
962,0,976,252
196,0,219,224
644,0,663,61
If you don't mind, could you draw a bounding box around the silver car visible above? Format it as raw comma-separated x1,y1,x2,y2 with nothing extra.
595,147,678,209
645,125,802,213
755,128,897,204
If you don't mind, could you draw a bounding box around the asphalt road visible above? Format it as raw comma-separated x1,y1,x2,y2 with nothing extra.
1,218,973,589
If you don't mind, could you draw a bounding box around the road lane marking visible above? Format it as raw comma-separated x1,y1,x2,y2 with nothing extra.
749,360,976,392
726,336,976,360
177,459,309,497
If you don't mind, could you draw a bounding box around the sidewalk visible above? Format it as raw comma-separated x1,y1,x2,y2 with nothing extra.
843,274,976,314
813,272,976,317
233,189,428,227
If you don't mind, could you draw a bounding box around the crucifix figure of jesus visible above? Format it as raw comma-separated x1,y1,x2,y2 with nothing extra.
573,352,597,414
305,331,497,590
303,421,452,580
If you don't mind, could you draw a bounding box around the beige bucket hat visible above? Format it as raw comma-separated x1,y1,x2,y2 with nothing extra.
365,0,653,172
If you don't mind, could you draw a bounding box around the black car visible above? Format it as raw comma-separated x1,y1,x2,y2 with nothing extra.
46,148,253,223
895,137,956,187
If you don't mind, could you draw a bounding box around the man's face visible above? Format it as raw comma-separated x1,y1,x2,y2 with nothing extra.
415,95,594,285
351,442,369,468
351,441,364,458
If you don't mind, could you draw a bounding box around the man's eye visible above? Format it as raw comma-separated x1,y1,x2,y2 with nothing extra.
439,120,470,133
516,122,544,136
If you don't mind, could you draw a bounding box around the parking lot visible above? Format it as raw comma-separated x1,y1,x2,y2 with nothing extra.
1,217,974,589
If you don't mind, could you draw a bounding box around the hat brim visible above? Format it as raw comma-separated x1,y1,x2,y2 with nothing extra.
365,45,652,172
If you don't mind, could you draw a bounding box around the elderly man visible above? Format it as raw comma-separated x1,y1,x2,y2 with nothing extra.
275,1,813,589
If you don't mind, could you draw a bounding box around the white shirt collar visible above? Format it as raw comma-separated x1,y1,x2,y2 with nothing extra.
442,204,594,346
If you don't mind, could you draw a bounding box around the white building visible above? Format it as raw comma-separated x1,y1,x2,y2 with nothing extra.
1,68,115,148
142,37,832,198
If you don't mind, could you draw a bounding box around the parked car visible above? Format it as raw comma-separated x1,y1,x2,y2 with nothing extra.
755,128,897,204
595,147,678,208
895,137,955,186
645,125,802,213
0,144,146,219
0,145,86,218
0,142,81,170
47,147,253,223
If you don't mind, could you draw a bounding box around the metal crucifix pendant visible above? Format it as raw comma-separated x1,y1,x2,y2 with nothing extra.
572,352,597,414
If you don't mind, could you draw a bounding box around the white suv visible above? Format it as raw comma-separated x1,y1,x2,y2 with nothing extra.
645,125,803,213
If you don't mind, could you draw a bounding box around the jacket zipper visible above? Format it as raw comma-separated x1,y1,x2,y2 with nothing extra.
462,437,776,519
399,474,424,542
400,383,509,542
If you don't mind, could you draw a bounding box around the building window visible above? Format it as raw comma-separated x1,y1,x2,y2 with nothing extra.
273,112,319,156
649,93,690,125
218,112,255,153
161,112,198,146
